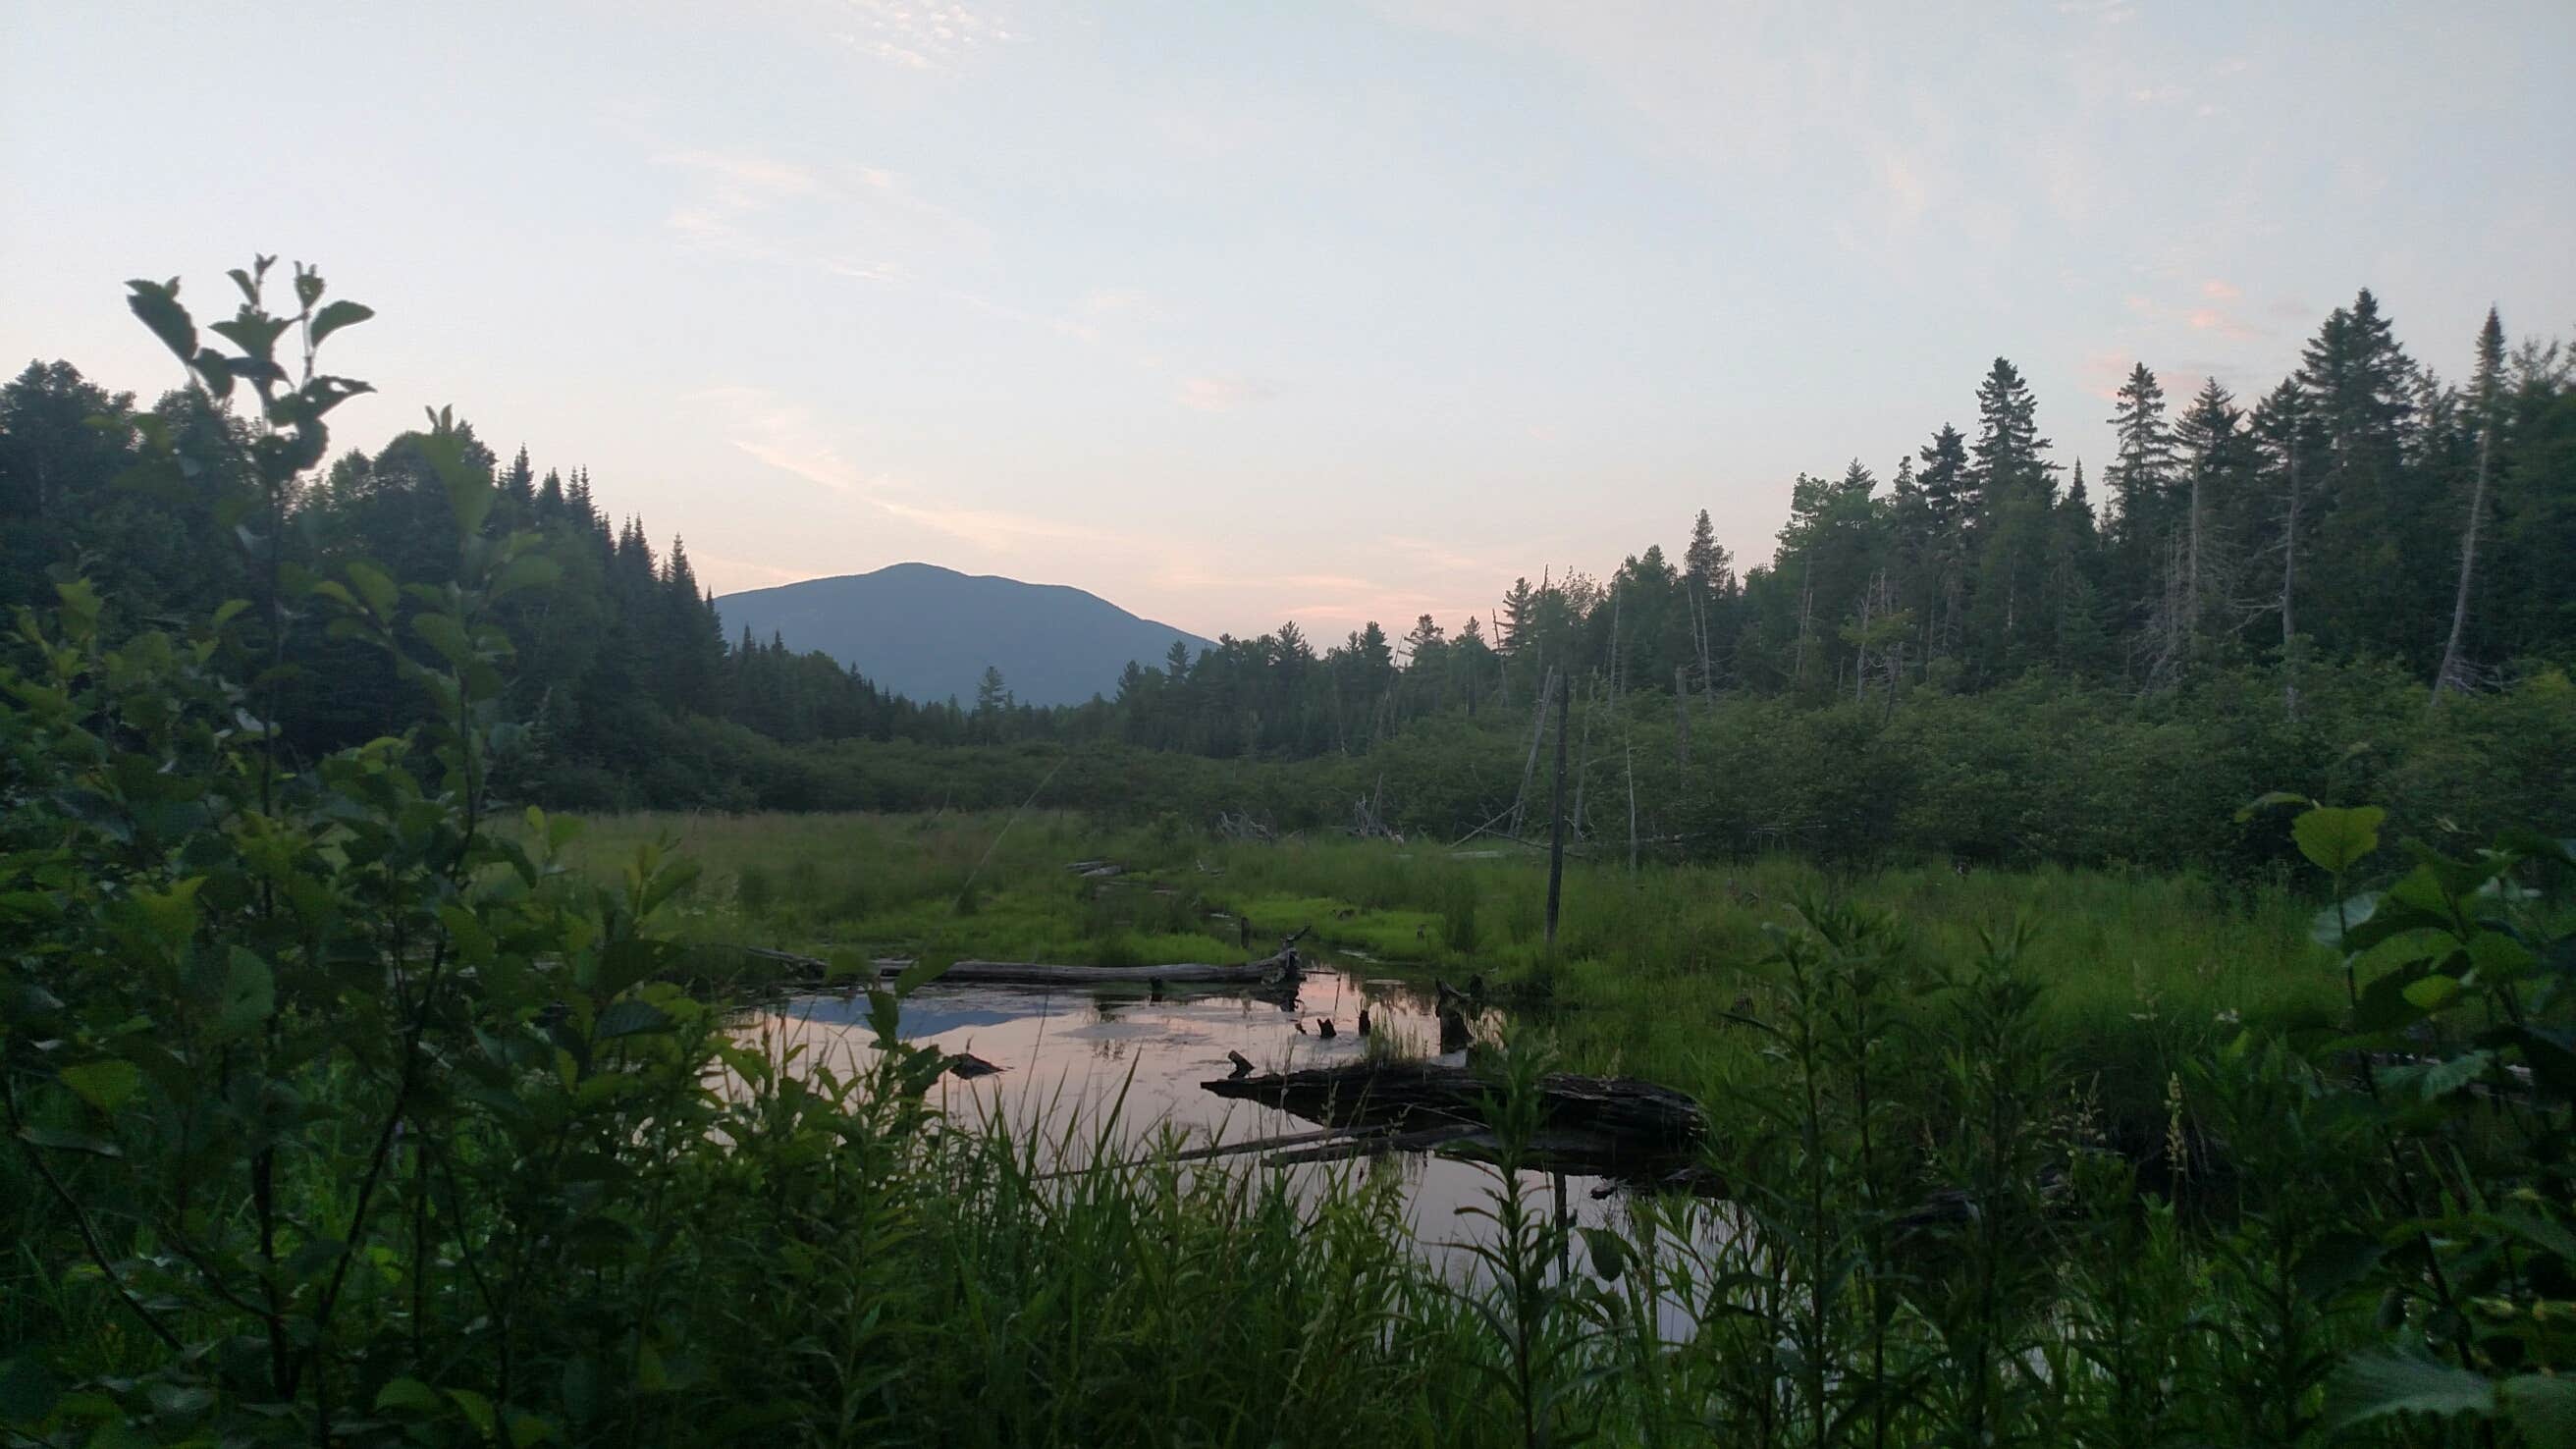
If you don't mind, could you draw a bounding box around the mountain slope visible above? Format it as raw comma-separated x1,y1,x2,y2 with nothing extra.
714,563,1215,708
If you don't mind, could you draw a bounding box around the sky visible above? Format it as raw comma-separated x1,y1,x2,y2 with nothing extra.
6,1,2571,641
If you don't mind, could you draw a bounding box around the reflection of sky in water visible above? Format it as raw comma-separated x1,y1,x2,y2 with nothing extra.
738,965,1741,1332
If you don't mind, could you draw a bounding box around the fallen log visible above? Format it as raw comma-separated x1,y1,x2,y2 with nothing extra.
740,945,914,975
1203,1059,1707,1176
739,943,1304,987
875,946,1304,987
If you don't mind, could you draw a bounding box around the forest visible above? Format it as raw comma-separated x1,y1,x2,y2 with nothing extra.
9,286,2573,863
3,256,2572,1449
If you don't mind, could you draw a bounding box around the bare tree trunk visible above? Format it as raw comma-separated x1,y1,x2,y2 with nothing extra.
2281,432,2301,719
1571,674,1596,840
2186,460,2204,646
2434,416,2495,701
1509,666,1556,839
1793,566,1814,691
1625,738,1638,877
1674,665,1691,765
1688,587,1709,695
1545,672,1570,952
1607,580,1625,704
1852,574,1874,704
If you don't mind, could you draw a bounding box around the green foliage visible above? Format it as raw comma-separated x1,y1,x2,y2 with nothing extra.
10,255,2576,1448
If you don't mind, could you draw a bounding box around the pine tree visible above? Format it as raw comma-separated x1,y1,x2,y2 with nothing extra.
2299,289,2427,659
2168,380,2245,653
2104,362,2177,625
1682,509,1727,689
1963,359,2058,673
1915,423,1974,661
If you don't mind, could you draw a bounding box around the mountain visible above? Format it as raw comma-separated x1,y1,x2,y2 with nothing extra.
714,563,1216,709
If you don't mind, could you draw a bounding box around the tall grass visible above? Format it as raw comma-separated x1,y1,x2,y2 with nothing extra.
13,805,2528,1445
572,810,2341,1137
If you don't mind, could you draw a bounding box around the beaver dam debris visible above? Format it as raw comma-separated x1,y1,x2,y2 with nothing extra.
1202,1059,1712,1183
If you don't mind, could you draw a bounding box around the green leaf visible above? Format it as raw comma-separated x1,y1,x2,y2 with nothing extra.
2294,805,2385,876
2294,1231,2385,1303
2500,1375,2576,1445
2401,975,2461,1011
345,561,399,617
2237,789,2313,822
375,1377,441,1414
2328,1351,2495,1429
890,955,952,996
2378,1049,2494,1103
308,299,374,345
209,312,292,363
1582,1226,1629,1281
637,858,701,918
2463,930,2537,982
411,613,477,669
190,348,236,400
219,946,276,1036
126,279,196,363
58,1060,142,1113
2312,891,2380,949
594,999,671,1040
447,1387,498,1438
15,1124,121,1157
490,553,562,599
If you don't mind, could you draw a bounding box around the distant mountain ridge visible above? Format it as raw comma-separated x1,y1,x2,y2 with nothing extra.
714,563,1215,709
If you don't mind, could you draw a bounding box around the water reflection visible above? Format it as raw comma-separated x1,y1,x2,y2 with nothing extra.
738,964,1737,1327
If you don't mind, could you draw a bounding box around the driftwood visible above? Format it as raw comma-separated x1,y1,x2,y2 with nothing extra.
1203,1059,1707,1178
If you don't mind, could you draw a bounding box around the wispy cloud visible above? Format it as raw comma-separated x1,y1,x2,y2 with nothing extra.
689,385,1124,556
1176,375,1278,412
656,148,990,274
824,0,1019,74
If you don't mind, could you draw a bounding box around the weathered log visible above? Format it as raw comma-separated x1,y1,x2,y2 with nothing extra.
740,945,913,975
1202,1059,1707,1174
876,946,1303,987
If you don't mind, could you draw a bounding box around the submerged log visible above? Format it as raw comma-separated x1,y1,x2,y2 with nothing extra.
1203,1059,1707,1177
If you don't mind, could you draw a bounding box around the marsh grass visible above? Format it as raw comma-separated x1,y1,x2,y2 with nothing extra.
15,801,2550,1446
569,810,2341,1139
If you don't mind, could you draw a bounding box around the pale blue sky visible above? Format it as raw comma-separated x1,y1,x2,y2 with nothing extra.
7,1,2570,638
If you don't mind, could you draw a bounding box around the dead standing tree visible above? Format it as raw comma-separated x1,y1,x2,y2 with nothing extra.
2434,307,2507,703
1545,671,1570,951
1506,665,1557,840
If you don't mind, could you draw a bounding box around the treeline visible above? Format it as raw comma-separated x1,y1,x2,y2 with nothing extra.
5,288,2570,809
0,365,1032,801
1112,291,2576,752
614,660,2576,877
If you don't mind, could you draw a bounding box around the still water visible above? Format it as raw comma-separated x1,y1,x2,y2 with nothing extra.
733,963,1708,1288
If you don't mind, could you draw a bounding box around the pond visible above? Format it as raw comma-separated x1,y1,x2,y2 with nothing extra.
734,961,1726,1295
